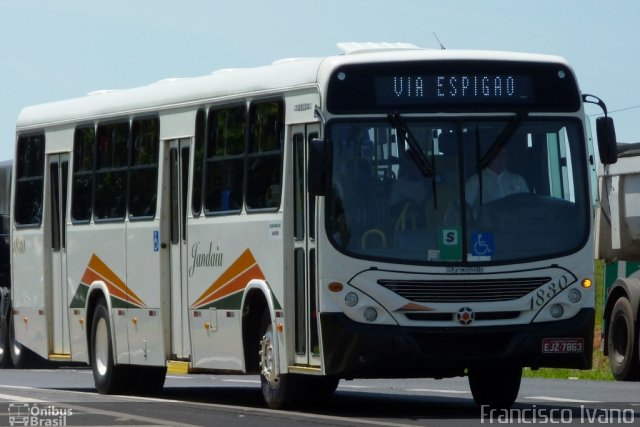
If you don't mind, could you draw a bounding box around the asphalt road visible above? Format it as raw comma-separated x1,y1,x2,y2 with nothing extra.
0,368,639,426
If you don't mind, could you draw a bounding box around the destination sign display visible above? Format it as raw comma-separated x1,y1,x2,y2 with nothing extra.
375,74,535,105
327,60,580,113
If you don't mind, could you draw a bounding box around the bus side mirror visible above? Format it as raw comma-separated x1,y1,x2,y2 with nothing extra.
308,138,330,196
596,116,618,165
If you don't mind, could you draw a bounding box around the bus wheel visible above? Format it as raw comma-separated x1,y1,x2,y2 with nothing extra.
469,366,521,409
608,297,640,381
91,300,126,394
259,312,299,409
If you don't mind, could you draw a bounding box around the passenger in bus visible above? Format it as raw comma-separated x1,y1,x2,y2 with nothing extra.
390,150,430,216
464,147,529,214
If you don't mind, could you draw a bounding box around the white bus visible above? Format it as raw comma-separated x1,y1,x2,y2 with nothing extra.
8,43,616,408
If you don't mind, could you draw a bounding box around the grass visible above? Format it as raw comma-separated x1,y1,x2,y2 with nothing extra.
522,260,614,381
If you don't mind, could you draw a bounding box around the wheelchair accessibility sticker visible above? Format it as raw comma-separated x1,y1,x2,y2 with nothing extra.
471,232,494,257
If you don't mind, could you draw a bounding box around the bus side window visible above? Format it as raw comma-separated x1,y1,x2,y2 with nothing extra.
247,100,283,210
204,105,246,214
15,134,45,226
95,122,128,221
72,126,94,222
129,117,159,219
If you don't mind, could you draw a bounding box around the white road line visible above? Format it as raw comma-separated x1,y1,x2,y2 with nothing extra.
406,388,470,395
0,390,200,427
62,403,203,427
221,379,260,384
525,396,602,404
0,385,421,427
0,385,38,391
0,392,48,403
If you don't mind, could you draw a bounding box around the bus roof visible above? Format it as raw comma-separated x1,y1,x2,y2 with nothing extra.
16,46,570,131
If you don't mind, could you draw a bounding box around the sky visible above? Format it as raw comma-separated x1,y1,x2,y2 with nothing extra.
1,0,639,162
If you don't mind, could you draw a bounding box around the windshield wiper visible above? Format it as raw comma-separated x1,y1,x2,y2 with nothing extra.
387,112,435,177
478,112,527,170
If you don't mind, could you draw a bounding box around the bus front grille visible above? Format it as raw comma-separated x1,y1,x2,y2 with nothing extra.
378,277,550,303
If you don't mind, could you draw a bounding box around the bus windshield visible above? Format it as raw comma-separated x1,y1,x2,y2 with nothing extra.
326,118,588,264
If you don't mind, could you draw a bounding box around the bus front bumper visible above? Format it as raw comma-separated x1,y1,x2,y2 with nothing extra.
320,308,594,378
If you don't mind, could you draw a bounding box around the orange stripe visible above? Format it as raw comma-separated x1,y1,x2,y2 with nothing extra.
86,254,146,308
89,254,126,292
195,264,264,308
125,289,145,308
192,249,256,307
108,285,129,303
81,269,102,287
397,303,434,312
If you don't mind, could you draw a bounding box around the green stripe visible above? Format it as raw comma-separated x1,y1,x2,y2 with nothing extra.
196,286,283,311
70,283,142,309
110,296,140,309
197,291,243,310
69,283,89,309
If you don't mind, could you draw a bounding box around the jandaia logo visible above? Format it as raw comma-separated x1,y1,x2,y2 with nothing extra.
188,241,224,277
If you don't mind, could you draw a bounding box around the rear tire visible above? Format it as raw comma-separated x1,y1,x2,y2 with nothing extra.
469,366,521,409
607,297,640,381
91,299,127,394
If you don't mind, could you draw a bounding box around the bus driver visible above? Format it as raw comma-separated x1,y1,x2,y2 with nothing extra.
464,147,529,214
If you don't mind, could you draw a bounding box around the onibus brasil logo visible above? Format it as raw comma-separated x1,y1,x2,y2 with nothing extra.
8,403,73,426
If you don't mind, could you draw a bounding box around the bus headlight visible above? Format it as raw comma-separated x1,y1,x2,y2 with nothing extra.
568,288,582,303
363,307,378,322
550,304,564,319
345,292,359,307
325,281,397,325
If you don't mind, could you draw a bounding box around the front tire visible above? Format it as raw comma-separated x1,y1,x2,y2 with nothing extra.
469,366,521,409
259,311,300,409
91,299,127,394
607,297,640,381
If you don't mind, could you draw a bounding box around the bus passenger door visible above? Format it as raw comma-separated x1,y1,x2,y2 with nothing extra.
48,153,70,355
166,139,191,359
292,124,321,367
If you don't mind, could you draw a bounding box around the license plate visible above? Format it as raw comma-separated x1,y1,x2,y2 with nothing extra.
542,338,584,354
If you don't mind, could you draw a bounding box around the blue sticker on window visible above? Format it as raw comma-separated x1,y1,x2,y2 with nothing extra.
471,232,494,257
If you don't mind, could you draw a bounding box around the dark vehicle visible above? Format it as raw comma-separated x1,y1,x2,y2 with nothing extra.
0,161,13,367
